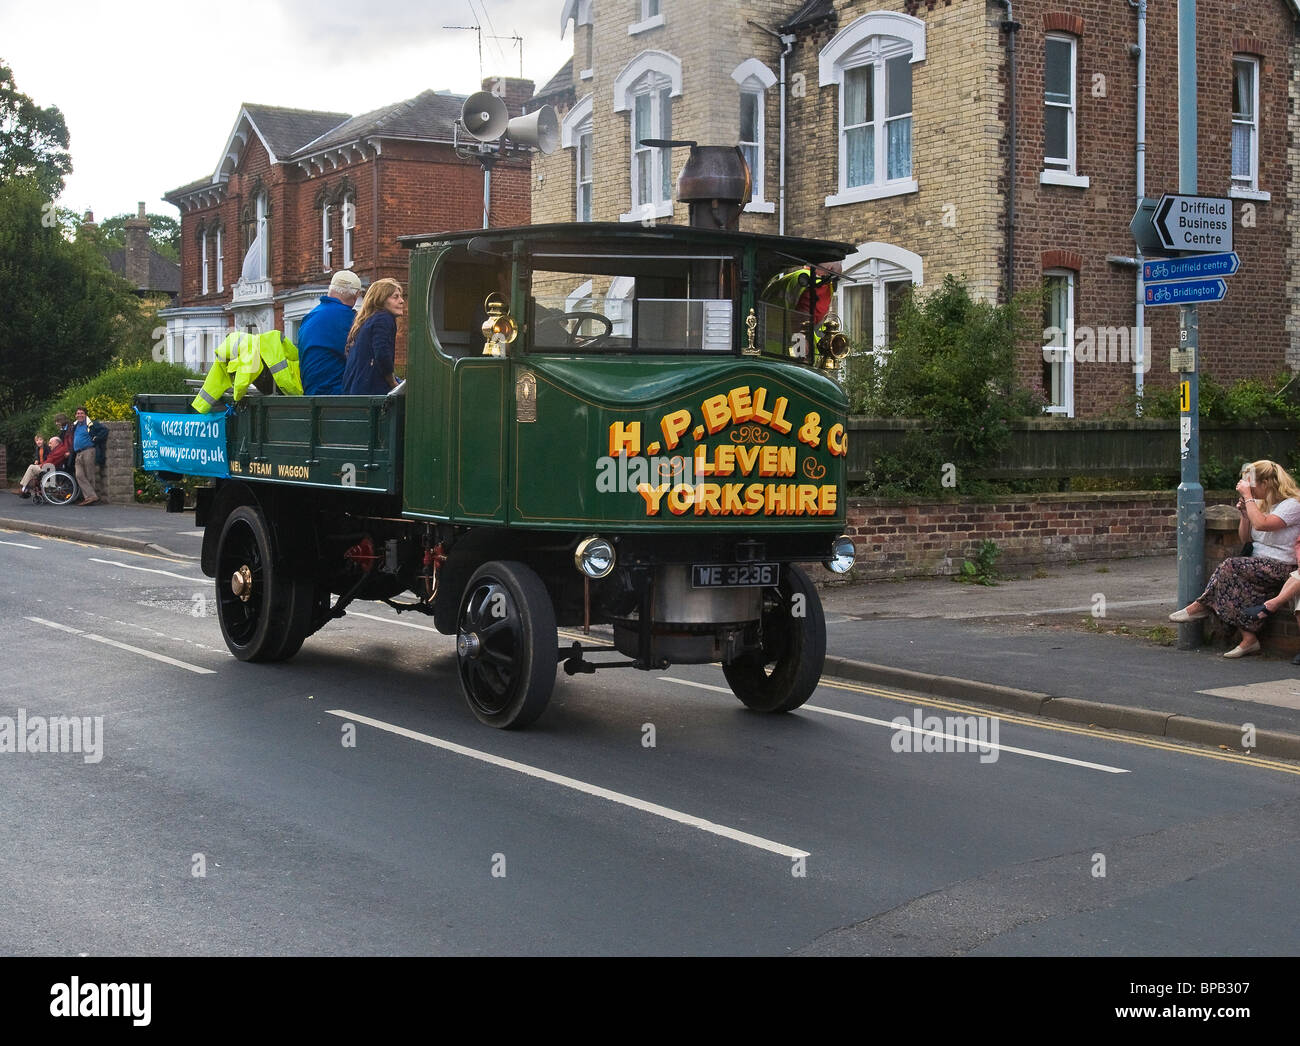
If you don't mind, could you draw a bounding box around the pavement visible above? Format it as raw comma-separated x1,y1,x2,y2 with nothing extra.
4,493,1299,761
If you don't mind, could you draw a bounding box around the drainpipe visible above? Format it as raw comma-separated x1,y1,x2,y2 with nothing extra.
1131,0,1148,410
749,20,797,235
778,32,795,236
997,2,1020,298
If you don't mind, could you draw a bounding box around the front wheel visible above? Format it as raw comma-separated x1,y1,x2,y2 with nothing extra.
215,505,315,662
456,560,556,729
723,564,826,713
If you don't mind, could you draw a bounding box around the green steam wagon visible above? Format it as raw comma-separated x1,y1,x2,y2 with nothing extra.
137,153,858,728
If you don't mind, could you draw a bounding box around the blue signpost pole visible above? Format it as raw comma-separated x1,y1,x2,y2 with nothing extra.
1176,0,1205,650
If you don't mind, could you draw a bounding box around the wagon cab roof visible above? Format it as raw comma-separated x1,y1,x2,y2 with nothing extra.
397,222,854,266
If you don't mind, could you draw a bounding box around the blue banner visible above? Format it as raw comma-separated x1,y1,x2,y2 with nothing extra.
137,410,231,478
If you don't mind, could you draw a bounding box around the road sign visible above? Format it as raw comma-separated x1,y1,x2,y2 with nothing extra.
1153,194,1232,253
1143,252,1239,283
1129,197,1164,255
1145,278,1227,307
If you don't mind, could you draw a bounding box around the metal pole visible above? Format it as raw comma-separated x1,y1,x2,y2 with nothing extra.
483,165,491,229
1176,0,1204,649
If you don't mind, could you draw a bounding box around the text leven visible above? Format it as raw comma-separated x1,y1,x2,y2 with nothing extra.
50,978,151,1026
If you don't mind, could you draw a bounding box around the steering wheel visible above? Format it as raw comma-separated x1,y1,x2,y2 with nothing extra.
541,310,613,348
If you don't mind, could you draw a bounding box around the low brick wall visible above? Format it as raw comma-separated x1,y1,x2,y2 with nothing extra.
844,492,1234,580
101,420,135,504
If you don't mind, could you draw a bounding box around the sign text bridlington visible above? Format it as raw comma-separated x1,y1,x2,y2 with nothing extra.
606,384,847,518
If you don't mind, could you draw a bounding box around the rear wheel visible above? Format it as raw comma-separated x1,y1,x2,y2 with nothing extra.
456,560,556,729
215,505,315,662
723,564,826,713
40,470,78,506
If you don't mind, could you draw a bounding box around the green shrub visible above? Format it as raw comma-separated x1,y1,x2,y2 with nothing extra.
844,276,1042,496
41,360,193,429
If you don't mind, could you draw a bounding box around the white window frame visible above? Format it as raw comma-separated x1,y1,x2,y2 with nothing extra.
577,125,594,221
837,242,923,362
200,227,209,295
614,52,682,223
215,225,224,292
342,191,355,267
321,202,332,271
1040,34,1089,188
1042,269,1075,418
562,94,596,221
1230,56,1268,200
819,13,924,207
630,0,665,36
733,60,777,214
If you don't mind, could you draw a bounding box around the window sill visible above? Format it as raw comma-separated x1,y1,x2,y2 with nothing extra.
1230,185,1270,201
1039,170,1090,188
619,200,674,223
744,200,776,214
825,178,918,207
628,14,665,35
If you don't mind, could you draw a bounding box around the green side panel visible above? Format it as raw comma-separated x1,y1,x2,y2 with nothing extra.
402,246,452,515
454,361,507,521
134,393,400,492
511,357,848,531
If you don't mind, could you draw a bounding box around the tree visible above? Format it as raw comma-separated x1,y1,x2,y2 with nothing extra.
0,61,71,198
0,176,140,418
97,211,181,262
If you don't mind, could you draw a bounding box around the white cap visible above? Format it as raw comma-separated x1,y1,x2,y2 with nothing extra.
329,270,362,295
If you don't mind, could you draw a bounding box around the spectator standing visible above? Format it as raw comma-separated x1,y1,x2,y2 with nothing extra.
299,270,362,395
70,406,108,506
342,279,404,396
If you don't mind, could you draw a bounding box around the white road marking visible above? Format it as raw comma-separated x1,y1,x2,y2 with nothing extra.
327,709,809,859
660,677,1130,774
348,610,440,633
89,557,207,584
0,539,42,549
25,616,216,674
25,616,81,634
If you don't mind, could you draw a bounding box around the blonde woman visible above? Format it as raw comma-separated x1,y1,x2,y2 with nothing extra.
342,278,405,395
1170,460,1300,657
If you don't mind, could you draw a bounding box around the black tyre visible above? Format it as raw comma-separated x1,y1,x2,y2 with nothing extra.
456,560,556,729
215,505,315,662
723,564,826,713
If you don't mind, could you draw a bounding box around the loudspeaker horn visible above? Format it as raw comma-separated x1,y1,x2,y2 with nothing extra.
505,105,560,154
460,91,508,141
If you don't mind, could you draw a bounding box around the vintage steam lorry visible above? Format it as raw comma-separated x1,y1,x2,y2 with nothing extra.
136,147,857,728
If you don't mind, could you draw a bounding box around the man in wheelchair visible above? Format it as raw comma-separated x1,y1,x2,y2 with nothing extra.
24,435,81,507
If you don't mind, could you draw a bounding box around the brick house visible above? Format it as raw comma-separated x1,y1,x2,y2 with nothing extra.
531,0,1300,417
161,79,535,371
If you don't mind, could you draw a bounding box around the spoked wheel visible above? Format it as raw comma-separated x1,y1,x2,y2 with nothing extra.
456,560,556,729
39,470,78,506
215,505,315,662
723,564,826,713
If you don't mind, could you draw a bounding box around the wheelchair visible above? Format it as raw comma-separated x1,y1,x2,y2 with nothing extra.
33,465,79,506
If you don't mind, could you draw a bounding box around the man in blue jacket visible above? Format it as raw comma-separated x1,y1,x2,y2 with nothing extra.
298,270,362,394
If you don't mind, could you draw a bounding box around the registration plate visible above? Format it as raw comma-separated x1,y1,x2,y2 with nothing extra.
691,563,779,588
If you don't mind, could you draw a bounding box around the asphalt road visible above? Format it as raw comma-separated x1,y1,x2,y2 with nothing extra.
3,532,1299,957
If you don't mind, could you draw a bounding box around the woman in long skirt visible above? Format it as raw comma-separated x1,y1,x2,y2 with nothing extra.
1169,459,1300,657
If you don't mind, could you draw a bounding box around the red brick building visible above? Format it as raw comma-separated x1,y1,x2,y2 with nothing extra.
161,79,535,370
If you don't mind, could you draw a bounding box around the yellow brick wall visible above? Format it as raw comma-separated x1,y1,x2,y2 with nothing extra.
783,0,1003,302
530,1,1004,301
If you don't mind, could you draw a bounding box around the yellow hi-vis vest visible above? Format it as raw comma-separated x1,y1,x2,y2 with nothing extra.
191,331,303,413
